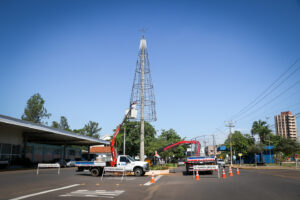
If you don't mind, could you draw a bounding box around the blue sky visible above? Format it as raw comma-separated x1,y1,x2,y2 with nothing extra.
1,0,300,144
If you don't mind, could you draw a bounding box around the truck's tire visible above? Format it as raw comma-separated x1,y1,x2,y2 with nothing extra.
90,168,100,177
134,167,143,176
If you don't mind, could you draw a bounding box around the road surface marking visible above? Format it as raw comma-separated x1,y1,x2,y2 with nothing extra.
9,184,80,200
60,190,124,198
144,175,163,186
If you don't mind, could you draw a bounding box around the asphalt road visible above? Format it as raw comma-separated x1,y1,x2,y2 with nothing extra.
1,166,300,200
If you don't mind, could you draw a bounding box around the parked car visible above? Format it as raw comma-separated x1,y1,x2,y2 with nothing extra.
217,159,225,168
66,159,76,167
178,161,185,166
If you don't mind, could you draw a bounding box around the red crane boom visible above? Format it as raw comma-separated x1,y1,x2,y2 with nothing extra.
110,103,136,166
162,140,201,156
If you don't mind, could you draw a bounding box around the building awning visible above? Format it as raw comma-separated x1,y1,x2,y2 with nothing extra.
0,114,109,146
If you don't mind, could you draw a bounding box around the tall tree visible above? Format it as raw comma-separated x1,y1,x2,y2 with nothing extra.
21,93,51,124
73,128,86,136
59,116,70,131
224,131,254,155
158,129,186,160
51,121,59,128
275,137,300,158
84,121,102,139
251,120,272,144
115,121,156,157
51,116,70,131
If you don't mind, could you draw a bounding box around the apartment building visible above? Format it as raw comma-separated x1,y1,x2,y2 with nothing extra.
274,111,298,141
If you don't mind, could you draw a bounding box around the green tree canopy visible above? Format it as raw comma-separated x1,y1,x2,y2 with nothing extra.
51,116,70,131
268,134,282,147
84,121,102,139
157,129,186,160
51,121,59,128
21,93,51,124
224,131,254,155
274,137,300,157
72,128,86,136
115,121,156,157
251,120,272,144
59,116,70,131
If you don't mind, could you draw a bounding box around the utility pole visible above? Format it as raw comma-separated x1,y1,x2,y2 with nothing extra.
140,34,145,161
203,136,207,156
123,126,126,155
212,134,216,157
226,121,235,166
268,135,271,164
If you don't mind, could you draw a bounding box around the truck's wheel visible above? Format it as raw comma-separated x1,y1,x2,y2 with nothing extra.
91,168,100,177
134,167,143,176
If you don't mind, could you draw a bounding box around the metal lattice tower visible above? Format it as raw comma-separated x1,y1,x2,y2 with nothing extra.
130,35,157,122
130,33,156,161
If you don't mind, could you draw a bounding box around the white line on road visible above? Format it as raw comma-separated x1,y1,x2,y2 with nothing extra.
60,190,124,198
144,175,163,186
9,184,80,200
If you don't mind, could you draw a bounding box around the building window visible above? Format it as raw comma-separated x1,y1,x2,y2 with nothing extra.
69,150,75,156
1,143,12,155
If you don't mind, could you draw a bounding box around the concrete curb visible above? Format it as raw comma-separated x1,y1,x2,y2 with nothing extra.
231,165,300,170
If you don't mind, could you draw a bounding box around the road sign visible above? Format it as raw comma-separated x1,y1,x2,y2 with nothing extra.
238,153,243,157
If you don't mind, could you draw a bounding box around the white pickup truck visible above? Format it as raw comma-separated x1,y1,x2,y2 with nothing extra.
75,155,150,177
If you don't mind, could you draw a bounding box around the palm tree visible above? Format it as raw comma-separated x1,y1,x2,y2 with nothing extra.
251,120,272,144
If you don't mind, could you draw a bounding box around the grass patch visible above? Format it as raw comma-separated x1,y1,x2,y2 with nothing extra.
150,165,169,170
165,163,178,168
150,163,178,170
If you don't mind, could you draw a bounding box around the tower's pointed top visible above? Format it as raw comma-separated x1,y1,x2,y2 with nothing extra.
141,27,146,38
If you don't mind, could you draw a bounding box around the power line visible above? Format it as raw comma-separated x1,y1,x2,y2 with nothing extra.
236,79,300,122
229,58,300,120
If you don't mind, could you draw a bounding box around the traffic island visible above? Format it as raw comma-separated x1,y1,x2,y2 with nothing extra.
145,169,169,175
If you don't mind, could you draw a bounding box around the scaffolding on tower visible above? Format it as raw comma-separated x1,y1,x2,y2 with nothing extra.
130,35,157,122
130,33,156,161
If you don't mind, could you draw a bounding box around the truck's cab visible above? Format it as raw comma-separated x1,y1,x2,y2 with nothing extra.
117,155,150,176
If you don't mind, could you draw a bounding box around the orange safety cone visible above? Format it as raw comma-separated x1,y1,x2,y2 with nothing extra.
229,166,233,176
236,168,240,175
150,172,155,183
195,171,200,180
222,168,226,179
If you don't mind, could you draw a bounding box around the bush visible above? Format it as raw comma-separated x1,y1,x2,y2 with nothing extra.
150,165,169,170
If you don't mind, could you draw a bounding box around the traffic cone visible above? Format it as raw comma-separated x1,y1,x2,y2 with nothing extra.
150,172,155,183
236,168,240,175
229,166,233,176
222,168,226,179
195,171,200,180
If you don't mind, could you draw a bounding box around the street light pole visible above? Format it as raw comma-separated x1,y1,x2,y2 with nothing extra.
123,126,126,155
212,134,216,158
268,135,271,164
226,121,235,167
